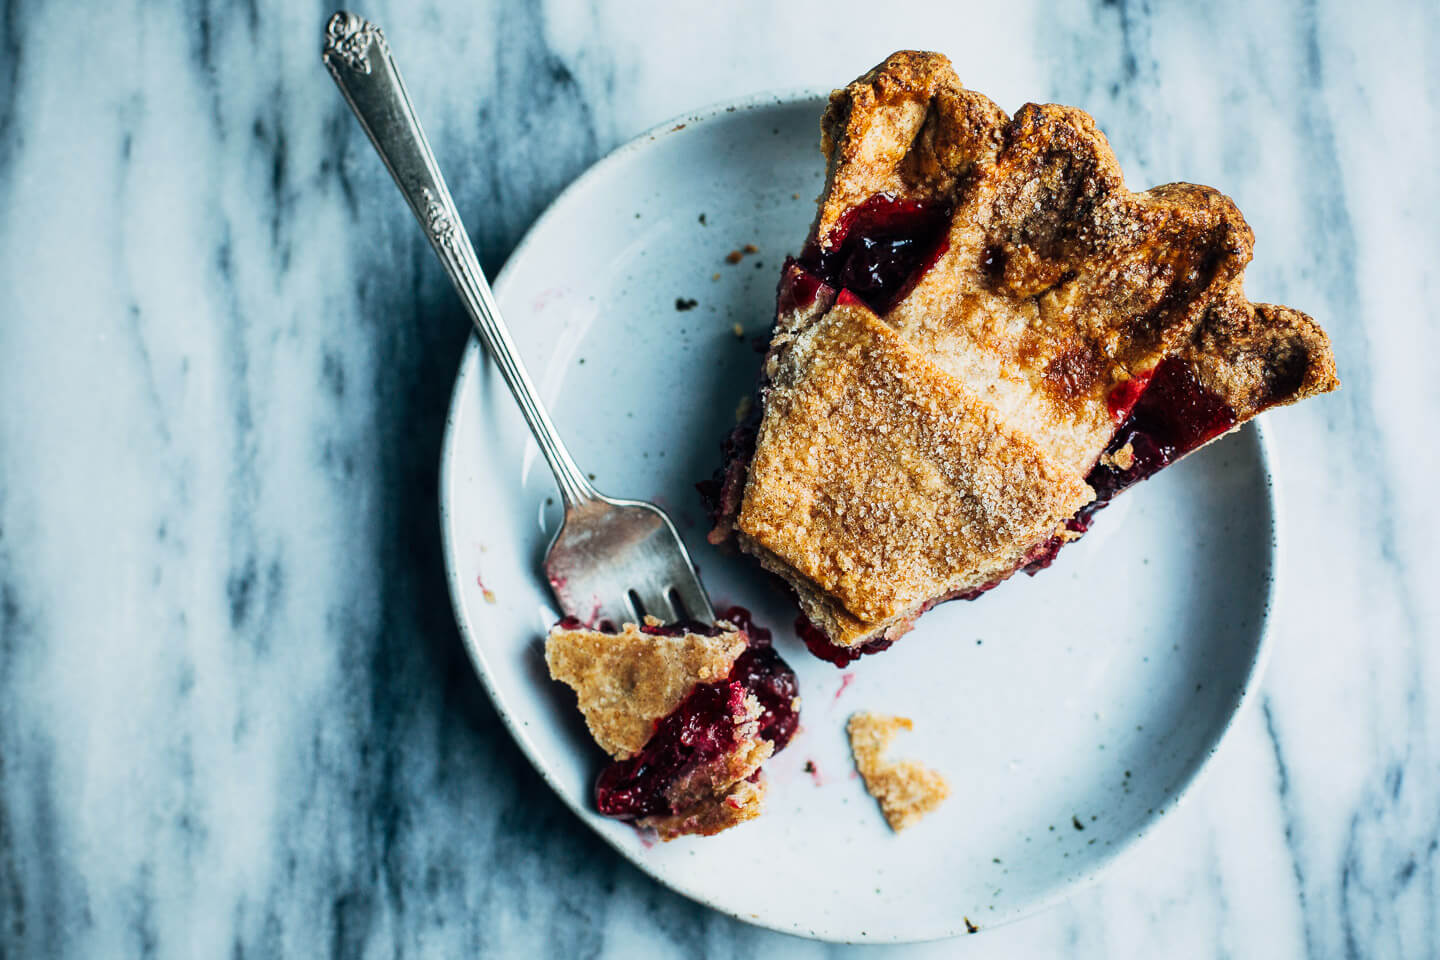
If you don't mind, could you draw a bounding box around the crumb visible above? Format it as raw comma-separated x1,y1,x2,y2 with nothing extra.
1102,441,1135,471
754,261,765,269
698,213,707,225
725,250,744,264
1072,815,1085,831
731,322,744,338
964,917,979,934
742,243,758,254
587,473,596,481
847,712,949,832
734,395,753,423
711,272,721,281
675,297,698,311
791,192,800,200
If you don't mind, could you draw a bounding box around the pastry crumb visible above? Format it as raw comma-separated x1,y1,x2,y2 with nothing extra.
725,250,744,264
1101,441,1135,471
731,322,745,338
734,394,753,423
847,712,949,831
742,243,759,254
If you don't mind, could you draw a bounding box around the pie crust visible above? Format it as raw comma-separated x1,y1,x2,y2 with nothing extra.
705,51,1338,656
545,618,747,759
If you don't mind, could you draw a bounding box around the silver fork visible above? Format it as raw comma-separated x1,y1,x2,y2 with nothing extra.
323,11,715,628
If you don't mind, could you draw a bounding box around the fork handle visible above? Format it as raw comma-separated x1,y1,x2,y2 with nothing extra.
322,11,597,508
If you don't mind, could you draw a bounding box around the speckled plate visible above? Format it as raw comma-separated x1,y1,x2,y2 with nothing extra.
438,92,1278,943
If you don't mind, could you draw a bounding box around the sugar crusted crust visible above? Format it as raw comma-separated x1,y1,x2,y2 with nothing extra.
820,51,1337,476
847,712,950,832
544,620,747,759
728,52,1337,649
738,303,1091,623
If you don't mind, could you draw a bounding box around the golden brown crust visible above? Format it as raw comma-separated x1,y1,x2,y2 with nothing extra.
737,303,1092,624
847,712,950,832
815,52,1335,475
544,621,747,759
640,777,767,841
730,52,1338,648
1181,284,1341,417
817,51,1006,246
637,693,773,841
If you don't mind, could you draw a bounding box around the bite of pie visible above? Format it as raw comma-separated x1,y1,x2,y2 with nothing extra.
702,51,1338,665
545,608,799,839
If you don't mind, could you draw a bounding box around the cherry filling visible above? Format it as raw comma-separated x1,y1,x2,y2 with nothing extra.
1022,356,1238,572
1072,357,1237,532
697,405,762,537
586,606,798,821
800,194,952,315
797,616,896,668
717,606,800,749
595,680,749,819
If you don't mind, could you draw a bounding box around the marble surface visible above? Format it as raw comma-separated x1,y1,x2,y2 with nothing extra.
0,0,1434,956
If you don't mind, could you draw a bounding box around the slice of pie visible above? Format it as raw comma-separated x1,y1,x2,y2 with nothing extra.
545,609,799,839
703,51,1338,664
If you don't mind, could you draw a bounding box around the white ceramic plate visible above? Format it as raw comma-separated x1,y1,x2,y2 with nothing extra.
439,93,1277,943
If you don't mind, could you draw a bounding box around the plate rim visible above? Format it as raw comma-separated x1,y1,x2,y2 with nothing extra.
436,89,1281,943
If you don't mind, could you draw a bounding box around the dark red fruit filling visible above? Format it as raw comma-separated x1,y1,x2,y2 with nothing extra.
582,606,798,821
1105,368,1155,422
717,606,799,749
1075,357,1236,532
697,404,762,536
800,194,952,315
595,680,749,819
796,615,895,667
1024,356,1238,572
777,262,826,313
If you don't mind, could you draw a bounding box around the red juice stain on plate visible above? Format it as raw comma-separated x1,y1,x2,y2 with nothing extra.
834,673,855,702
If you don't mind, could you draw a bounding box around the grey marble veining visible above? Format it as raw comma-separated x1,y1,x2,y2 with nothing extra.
0,0,1435,957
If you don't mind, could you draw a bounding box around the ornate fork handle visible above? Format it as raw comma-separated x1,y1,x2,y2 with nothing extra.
323,11,597,508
